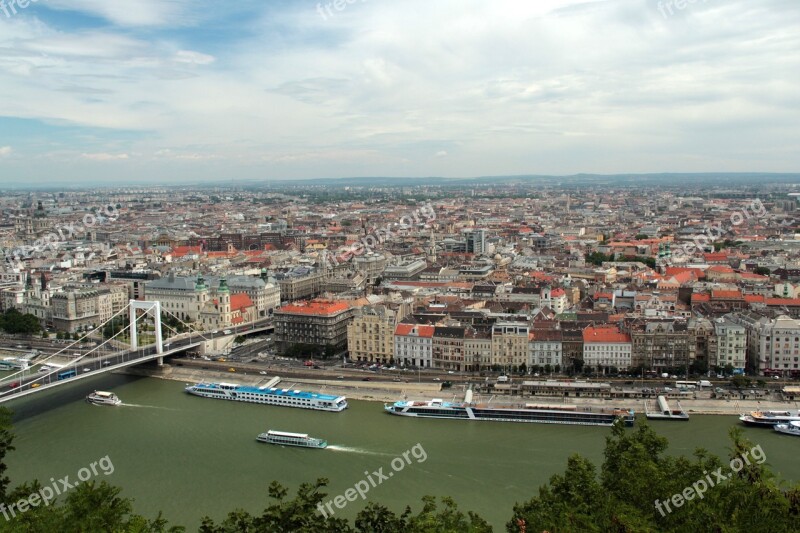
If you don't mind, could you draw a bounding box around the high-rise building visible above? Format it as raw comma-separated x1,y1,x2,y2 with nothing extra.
463,229,487,255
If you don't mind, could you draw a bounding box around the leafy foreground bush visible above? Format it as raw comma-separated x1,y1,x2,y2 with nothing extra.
1,406,798,532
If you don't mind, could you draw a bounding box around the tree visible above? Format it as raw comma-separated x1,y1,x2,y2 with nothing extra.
509,420,800,532
690,359,708,376
0,309,41,335
731,375,751,389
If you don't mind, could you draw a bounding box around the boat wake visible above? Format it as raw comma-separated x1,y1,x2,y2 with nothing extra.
326,445,393,456
120,403,177,410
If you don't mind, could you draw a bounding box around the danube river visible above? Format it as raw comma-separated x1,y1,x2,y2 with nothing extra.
5,374,800,530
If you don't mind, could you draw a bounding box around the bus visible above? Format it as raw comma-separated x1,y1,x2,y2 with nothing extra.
57,369,77,380
675,380,696,390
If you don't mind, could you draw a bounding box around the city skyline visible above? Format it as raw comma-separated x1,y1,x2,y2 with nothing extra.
1,0,799,185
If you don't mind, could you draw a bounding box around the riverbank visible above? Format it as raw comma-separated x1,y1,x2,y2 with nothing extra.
121,364,444,403
121,364,800,415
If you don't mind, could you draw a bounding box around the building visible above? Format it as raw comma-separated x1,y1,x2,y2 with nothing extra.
353,253,388,285
491,322,530,371
432,326,466,371
729,312,800,376
383,260,427,281
540,287,569,314
51,284,127,333
274,299,354,355
276,268,323,302
629,319,692,372
464,328,492,371
463,228,487,255
711,317,746,374
394,324,434,368
347,305,398,364
528,330,563,369
583,325,632,371
144,273,277,328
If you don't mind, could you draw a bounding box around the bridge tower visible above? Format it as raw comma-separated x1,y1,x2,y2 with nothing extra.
129,300,164,364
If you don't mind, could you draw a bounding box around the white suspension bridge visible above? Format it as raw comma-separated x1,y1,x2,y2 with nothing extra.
0,300,273,403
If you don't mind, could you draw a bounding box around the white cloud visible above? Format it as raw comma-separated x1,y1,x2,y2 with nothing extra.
81,153,130,161
1,0,799,183
0,146,12,157
44,0,194,27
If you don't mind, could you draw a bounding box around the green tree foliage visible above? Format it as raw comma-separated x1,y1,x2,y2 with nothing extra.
508,421,800,532
0,309,41,335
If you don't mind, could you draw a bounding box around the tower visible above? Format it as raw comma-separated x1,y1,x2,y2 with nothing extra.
218,278,231,326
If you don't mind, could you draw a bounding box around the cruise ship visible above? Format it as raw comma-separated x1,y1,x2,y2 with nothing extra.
385,398,635,427
739,410,800,427
185,382,347,411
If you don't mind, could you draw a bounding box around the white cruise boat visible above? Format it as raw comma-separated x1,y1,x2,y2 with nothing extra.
739,410,800,427
86,391,122,406
257,430,327,448
774,421,800,437
385,398,634,427
185,382,347,412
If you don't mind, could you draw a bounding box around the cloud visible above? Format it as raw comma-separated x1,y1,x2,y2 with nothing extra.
81,153,130,161
0,146,12,157
0,0,799,184
43,0,195,27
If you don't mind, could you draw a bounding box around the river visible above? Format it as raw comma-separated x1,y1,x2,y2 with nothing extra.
5,373,799,530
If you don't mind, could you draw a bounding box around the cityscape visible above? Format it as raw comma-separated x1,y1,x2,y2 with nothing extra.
1,1,800,532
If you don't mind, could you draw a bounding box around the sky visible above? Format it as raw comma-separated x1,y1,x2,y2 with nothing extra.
0,0,798,185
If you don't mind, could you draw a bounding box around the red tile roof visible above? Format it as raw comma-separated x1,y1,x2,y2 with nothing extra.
395,324,435,337
766,298,800,307
230,293,254,311
711,290,743,300
278,299,351,316
583,326,631,343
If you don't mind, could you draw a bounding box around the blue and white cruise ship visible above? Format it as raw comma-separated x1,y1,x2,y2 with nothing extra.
185,382,347,412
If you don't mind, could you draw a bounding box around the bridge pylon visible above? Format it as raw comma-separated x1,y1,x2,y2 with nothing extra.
129,300,163,363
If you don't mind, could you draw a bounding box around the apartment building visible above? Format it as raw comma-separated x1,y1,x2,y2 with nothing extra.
528,330,563,368
464,328,492,371
51,284,127,333
583,325,632,371
432,326,466,371
491,322,530,370
629,319,693,372
274,299,354,355
711,317,746,373
393,324,434,368
347,305,398,364
276,269,323,301
729,312,800,375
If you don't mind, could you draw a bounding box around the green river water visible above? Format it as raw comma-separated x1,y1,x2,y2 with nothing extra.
5,373,800,530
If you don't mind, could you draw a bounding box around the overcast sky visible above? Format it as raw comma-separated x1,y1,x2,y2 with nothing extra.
0,0,798,185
